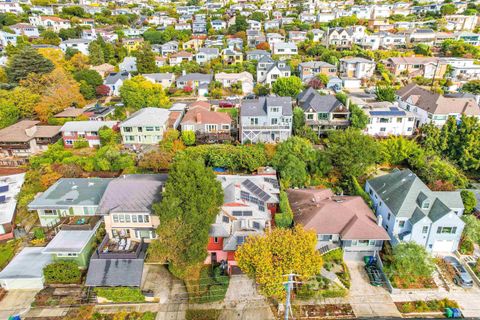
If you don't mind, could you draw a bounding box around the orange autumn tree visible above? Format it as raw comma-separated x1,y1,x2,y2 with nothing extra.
21,68,86,121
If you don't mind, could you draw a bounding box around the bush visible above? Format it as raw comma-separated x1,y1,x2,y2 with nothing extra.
93,287,145,303
461,190,477,214
181,130,195,146
73,139,90,149
43,261,81,284
185,309,220,320
188,266,229,303
33,227,45,240
460,237,474,255
275,190,293,228
322,248,343,264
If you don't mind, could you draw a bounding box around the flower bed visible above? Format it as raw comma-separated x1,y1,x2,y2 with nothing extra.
94,287,145,303
274,304,355,319
395,299,459,314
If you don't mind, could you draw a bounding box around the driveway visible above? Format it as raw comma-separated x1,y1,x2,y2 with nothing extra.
0,290,37,319
141,264,187,304
346,261,402,318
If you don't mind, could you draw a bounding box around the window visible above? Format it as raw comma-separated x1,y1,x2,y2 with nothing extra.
123,127,132,133
206,124,217,132
437,226,457,234
113,215,119,223
132,215,137,223
396,117,403,123
422,226,428,234
398,221,405,228
319,234,332,241
222,215,229,223
252,221,260,229
146,126,154,131
138,215,144,223
422,200,430,209
306,114,314,120
119,214,125,223
144,215,150,223
43,209,57,215
155,126,160,131
125,215,131,223
213,237,219,243
83,207,96,215
380,127,386,132
408,117,414,122
250,118,259,125
379,118,390,123
65,140,73,145
271,107,279,112
271,118,278,125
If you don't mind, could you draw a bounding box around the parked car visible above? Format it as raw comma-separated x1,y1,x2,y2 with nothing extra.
219,100,235,108
443,256,473,288
226,95,241,101
364,265,383,287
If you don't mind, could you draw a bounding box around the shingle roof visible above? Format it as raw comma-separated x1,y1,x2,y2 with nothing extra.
120,107,170,127
60,121,117,132
104,72,130,85
0,120,60,142
176,73,212,82
240,96,292,117
181,104,232,125
97,174,167,214
288,188,389,240
297,88,347,113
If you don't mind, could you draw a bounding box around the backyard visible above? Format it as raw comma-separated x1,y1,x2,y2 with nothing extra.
186,265,230,303
0,240,19,270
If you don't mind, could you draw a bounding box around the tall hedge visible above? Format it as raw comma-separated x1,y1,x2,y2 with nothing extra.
43,261,81,284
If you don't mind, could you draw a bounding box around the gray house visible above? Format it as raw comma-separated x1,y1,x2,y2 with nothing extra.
240,96,292,143
297,88,350,134
196,48,219,64
366,169,465,253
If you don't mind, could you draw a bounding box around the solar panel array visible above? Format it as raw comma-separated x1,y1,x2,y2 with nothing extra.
242,179,271,202
264,177,279,189
240,190,266,212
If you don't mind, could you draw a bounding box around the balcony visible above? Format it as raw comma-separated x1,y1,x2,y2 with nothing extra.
95,234,144,259
242,125,290,130
60,216,102,231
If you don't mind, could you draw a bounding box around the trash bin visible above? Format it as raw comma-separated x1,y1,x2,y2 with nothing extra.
445,308,453,318
451,308,462,318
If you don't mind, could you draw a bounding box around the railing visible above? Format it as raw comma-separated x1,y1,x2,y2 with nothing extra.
95,234,143,260
241,125,290,130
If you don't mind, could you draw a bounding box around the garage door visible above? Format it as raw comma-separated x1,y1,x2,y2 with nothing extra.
432,240,454,253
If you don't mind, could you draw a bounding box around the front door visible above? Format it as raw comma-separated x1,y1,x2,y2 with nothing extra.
211,252,217,264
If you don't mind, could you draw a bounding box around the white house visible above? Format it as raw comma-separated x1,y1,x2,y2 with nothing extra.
104,72,131,96
339,57,375,79
215,72,254,94
59,39,91,55
363,102,416,136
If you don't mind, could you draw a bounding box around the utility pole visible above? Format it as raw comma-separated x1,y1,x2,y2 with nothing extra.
284,273,296,320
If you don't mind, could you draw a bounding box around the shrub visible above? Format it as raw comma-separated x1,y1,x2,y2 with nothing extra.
73,139,89,149
275,190,293,228
185,309,220,320
460,237,474,255
181,130,196,146
43,261,81,284
33,227,45,240
461,190,477,214
93,287,145,303
323,248,343,264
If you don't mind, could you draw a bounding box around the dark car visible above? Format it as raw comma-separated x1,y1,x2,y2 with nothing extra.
443,256,474,288
364,265,383,286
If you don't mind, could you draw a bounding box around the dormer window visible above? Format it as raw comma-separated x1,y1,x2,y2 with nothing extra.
422,200,430,209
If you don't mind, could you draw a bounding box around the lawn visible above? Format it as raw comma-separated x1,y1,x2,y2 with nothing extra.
0,240,19,270
218,107,238,120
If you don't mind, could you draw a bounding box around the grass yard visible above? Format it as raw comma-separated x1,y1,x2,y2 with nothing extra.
0,240,19,270
218,107,238,120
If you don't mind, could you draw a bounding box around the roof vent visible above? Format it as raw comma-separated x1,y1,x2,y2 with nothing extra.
71,185,78,190
88,182,95,187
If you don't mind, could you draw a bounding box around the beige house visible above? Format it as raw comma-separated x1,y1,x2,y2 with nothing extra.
97,175,167,242
215,72,254,94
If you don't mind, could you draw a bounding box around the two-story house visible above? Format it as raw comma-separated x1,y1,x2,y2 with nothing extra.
120,108,170,145
339,57,376,80
288,188,390,260
366,169,465,253
363,102,416,136
104,71,130,96
297,88,350,134
142,73,175,89
60,121,118,148
396,83,480,127
240,96,292,143
298,61,337,83
207,173,280,273
195,48,219,64
256,56,291,85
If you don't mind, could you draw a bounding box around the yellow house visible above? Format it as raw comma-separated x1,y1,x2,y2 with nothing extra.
182,38,204,52
221,48,243,65
123,37,144,52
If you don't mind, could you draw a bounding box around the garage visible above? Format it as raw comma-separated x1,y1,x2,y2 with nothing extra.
0,247,52,290
432,240,454,253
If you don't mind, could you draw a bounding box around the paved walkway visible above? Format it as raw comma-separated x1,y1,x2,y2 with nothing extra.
0,290,37,319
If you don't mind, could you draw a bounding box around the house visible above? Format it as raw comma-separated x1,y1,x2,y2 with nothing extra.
264,19,281,31
442,57,480,81
272,41,298,56
176,73,212,90
396,83,480,127
0,31,16,47
339,57,376,79
0,247,52,290
248,20,262,31
28,178,112,227
155,56,167,68
0,173,25,241
445,15,477,31
366,169,465,253
59,39,91,55
363,102,416,136
0,120,61,166
383,57,447,79
221,48,243,65
180,102,232,142
60,121,118,148
169,51,194,66
90,63,115,78
240,96,292,143
82,105,115,121
159,41,179,56
288,188,389,260
211,19,226,31
266,32,285,47
297,88,350,134
256,56,291,85
120,108,171,145
142,73,175,88
119,57,137,72
298,61,337,83
0,2,23,14
196,47,219,64
288,31,307,43
10,23,39,38
407,29,436,46
29,16,71,32
207,173,280,273
97,174,167,242
104,72,130,96
246,49,271,61
215,72,254,94
182,38,204,51
123,37,144,52
324,28,353,48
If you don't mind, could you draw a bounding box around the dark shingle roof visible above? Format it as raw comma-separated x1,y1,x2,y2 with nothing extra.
297,88,346,113
85,258,144,287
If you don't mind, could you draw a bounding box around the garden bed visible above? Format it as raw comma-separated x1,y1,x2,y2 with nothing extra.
273,304,355,319
32,286,86,307
94,287,145,303
187,265,229,303
185,309,221,320
395,299,459,314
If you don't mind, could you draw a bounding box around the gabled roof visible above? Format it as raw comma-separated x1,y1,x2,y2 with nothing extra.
181,104,232,125
0,120,60,142
288,188,389,241
297,88,347,113
240,96,292,117
104,72,130,85
176,73,213,82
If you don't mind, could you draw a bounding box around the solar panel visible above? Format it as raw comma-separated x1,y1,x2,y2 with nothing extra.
264,177,279,188
242,179,271,202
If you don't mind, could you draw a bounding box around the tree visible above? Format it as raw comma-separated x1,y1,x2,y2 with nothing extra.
249,12,266,22
39,30,61,45
229,15,248,33
236,225,323,299
441,4,456,15
414,44,432,56
462,215,480,245
379,136,424,165
461,190,477,214
253,83,270,96
292,106,305,135
96,84,110,96
255,42,270,51
148,157,223,283
6,46,54,83
181,130,195,146
88,41,105,65
326,128,378,178
0,87,40,118
271,76,303,97
462,80,480,94
99,126,119,146
349,104,368,130
74,69,103,99
0,104,19,129
120,76,170,110
135,43,157,73
376,85,396,102
383,242,435,288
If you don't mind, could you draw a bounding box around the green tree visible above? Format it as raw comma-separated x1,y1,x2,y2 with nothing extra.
250,12,266,22
462,80,480,94
461,190,477,214
236,225,323,300
292,106,305,135
74,69,103,99
120,76,170,110
379,136,424,165
88,41,104,65
181,130,195,146
376,85,396,102
135,43,157,73
441,4,456,15
326,128,378,178
99,126,120,146
462,215,480,245
253,83,270,96
414,44,432,56
0,104,19,129
6,46,54,83
229,15,248,33
148,157,223,282
39,30,61,45
271,76,303,97
349,104,368,129
383,242,435,288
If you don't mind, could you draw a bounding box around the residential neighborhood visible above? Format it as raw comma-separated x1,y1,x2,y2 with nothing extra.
1,0,480,319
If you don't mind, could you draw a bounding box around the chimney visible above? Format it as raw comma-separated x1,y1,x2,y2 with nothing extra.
377,215,383,227
196,112,202,123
